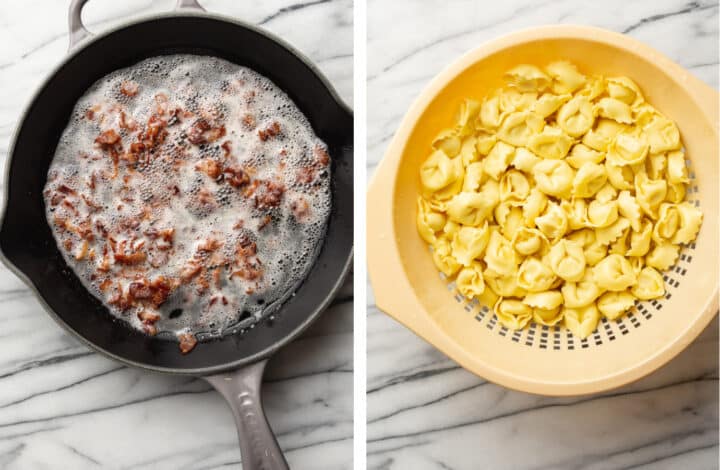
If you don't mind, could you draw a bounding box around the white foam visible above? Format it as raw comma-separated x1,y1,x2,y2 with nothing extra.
44,55,331,339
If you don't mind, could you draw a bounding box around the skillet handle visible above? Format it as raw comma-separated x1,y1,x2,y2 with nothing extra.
204,361,289,470
68,0,91,51
67,0,207,51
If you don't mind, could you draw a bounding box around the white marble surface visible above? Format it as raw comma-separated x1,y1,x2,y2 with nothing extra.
0,1,352,469
367,1,718,469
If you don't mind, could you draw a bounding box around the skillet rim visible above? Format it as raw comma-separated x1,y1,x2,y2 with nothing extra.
0,10,354,375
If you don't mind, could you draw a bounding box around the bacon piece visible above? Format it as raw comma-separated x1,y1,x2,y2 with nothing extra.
291,198,310,219
155,93,168,115
195,159,222,179
82,195,101,212
254,180,284,210
127,277,174,308
242,114,256,130
296,166,315,184
257,121,280,141
57,184,76,195
230,264,262,281
120,81,139,97
224,166,250,188
187,119,226,145
221,140,232,157
258,214,272,230
50,193,64,206
205,125,226,143
178,332,197,354
95,129,121,147
118,110,136,130
314,145,330,166
236,237,257,258
128,281,153,300
113,239,146,265
145,228,174,250
75,240,89,260
187,119,210,144
180,262,202,281
198,238,223,253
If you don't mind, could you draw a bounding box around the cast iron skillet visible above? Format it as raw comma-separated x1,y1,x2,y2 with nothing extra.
0,1,353,468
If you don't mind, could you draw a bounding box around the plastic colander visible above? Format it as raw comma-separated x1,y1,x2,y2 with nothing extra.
367,25,719,396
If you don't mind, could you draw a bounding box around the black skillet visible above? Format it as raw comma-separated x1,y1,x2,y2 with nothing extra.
0,1,353,468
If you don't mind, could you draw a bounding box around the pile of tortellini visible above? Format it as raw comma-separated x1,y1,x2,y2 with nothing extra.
416,61,703,339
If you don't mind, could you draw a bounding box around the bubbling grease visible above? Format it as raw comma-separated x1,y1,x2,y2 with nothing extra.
44,55,331,351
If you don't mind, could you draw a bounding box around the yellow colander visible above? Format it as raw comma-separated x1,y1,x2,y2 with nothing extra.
367,25,718,396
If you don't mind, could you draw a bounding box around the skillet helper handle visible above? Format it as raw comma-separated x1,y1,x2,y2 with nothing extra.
204,361,289,470
68,0,207,51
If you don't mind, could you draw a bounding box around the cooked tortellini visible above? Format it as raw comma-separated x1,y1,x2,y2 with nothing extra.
417,61,702,339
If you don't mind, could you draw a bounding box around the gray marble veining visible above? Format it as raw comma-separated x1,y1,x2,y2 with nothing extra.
0,1,352,468
367,1,718,469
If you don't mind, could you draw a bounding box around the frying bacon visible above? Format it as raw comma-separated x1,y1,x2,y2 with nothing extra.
254,180,284,210
196,159,222,179
257,121,280,141
224,166,250,188
178,332,197,354
95,129,121,147
187,119,226,145
120,81,139,97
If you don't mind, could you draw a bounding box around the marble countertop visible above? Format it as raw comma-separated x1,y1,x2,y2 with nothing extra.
0,1,352,468
367,1,718,469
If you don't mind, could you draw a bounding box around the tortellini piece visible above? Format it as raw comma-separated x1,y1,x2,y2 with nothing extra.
666,151,689,185
524,290,564,326
606,133,649,167
456,262,486,298
597,291,635,320
484,141,516,180
606,76,642,106
645,115,681,154
561,270,602,308
567,144,604,169
535,202,569,242
646,243,680,271
420,150,464,196
573,162,607,198
533,93,571,118
417,198,447,243
527,126,574,159
546,61,586,94
517,257,557,292
451,223,490,266
432,236,461,277
563,304,600,339
595,97,633,124
587,199,619,228
512,227,548,256
504,65,551,92
446,182,499,226
593,254,637,291
583,119,626,152
484,230,519,277
631,267,665,300
417,61,702,340
533,160,574,198
635,171,667,219
557,95,595,137
494,298,532,330
548,239,586,282
497,111,544,147
499,170,530,203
